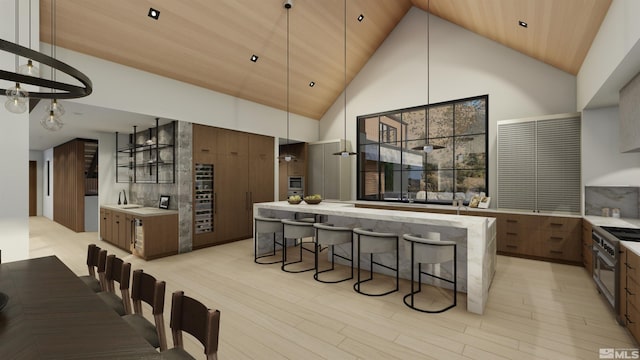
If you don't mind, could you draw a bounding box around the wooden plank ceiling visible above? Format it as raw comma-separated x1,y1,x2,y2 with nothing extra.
40,0,610,121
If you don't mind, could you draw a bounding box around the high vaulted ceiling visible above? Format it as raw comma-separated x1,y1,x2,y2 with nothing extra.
40,0,611,121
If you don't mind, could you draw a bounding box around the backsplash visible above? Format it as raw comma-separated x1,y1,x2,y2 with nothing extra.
585,186,639,218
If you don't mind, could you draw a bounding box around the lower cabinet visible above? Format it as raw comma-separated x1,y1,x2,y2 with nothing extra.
582,220,593,275
354,203,582,264
100,207,178,260
621,244,640,343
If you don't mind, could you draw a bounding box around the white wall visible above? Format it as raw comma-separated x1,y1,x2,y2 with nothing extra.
51,46,320,144
320,8,577,201
582,106,640,186
0,0,34,261
42,148,53,220
577,0,640,110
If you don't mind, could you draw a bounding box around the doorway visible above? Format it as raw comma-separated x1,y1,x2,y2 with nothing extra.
29,161,36,216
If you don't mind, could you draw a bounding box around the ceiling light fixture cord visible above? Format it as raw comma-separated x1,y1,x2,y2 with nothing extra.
333,0,356,156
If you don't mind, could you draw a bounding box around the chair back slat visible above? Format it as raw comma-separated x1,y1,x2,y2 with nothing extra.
170,291,220,357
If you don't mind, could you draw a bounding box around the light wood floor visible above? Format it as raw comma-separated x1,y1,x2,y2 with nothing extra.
28,216,636,359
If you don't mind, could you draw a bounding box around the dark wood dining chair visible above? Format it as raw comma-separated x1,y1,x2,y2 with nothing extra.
122,269,168,350
78,244,103,292
97,254,132,315
163,290,221,360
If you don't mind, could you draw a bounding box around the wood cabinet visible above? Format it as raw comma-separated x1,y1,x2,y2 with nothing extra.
582,220,593,275
131,214,179,260
100,208,112,243
101,208,133,252
100,206,178,259
192,124,274,249
354,203,582,264
621,244,640,343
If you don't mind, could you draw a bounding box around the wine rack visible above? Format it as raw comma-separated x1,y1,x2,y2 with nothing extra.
194,164,214,234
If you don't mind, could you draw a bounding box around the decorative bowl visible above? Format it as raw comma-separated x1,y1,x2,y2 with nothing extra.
287,198,302,205
303,197,322,205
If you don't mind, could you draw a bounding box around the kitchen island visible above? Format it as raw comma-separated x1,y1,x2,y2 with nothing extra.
254,201,497,315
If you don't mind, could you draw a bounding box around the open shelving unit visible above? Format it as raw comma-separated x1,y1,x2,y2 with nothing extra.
116,119,176,184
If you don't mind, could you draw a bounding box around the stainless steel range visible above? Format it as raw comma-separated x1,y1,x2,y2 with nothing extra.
592,225,640,322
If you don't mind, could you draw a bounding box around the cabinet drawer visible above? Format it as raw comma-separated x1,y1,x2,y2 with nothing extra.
628,250,640,280
627,300,640,342
540,216,581,232
499,214,534,231
628,276,640,310
538,230,581,261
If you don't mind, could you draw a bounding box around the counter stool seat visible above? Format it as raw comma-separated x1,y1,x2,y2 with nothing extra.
313,223,353,283
353,228,399,296
281,219,317,273
254,216,285,265
402,233,457,313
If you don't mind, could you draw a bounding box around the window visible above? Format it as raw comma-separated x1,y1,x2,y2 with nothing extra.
357,95,488,204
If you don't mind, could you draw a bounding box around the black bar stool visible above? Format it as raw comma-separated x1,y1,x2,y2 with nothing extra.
402,233,457,313
281,219,317,273
254,216,284,265
313,223,353,283
353,228,399,296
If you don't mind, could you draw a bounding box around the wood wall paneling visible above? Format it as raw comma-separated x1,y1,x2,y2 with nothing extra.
53,140,85,232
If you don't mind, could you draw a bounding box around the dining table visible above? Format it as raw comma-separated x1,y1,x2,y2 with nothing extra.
0,255,161,359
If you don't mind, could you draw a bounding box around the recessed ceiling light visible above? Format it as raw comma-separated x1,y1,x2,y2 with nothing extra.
518,20,528,28
357,14,364,22
309,81,315,87
148,8,160,20
250,54,259,62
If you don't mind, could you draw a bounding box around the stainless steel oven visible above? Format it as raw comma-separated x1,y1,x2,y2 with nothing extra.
592,230,617,309
287,176,304,197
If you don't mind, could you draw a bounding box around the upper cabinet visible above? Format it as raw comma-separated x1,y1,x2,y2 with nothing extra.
497,113,581,214
620,72,640,152
116,119,176,184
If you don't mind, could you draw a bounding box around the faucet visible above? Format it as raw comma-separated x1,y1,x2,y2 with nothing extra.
455,200,468,215
118,190,128,205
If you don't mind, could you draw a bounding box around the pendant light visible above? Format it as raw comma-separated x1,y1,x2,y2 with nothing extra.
4,0,29,114
40,0,64,131
410,0,442,154
277,0,295,162
332,0,356,157
17,0,40,77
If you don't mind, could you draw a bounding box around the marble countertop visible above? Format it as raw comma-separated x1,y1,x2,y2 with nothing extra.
350,201,582,218
101,204,178,216
584,215,640,228
261,200,494,228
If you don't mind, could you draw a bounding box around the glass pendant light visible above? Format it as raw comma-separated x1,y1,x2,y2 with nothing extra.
18,59,39,77
45,99,65,117
41,110,64,131
4,82,28,113
410,0,442,154
4,1,29,114
18,0,39,77
277,0,296,162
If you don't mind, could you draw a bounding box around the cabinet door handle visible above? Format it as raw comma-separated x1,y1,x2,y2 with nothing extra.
506,232,517,236
506,219,518,223
549,250,563,254
549,236,563,241
550,223,563,227
506,244,518,249
214,193,217,214
202,148,210,152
